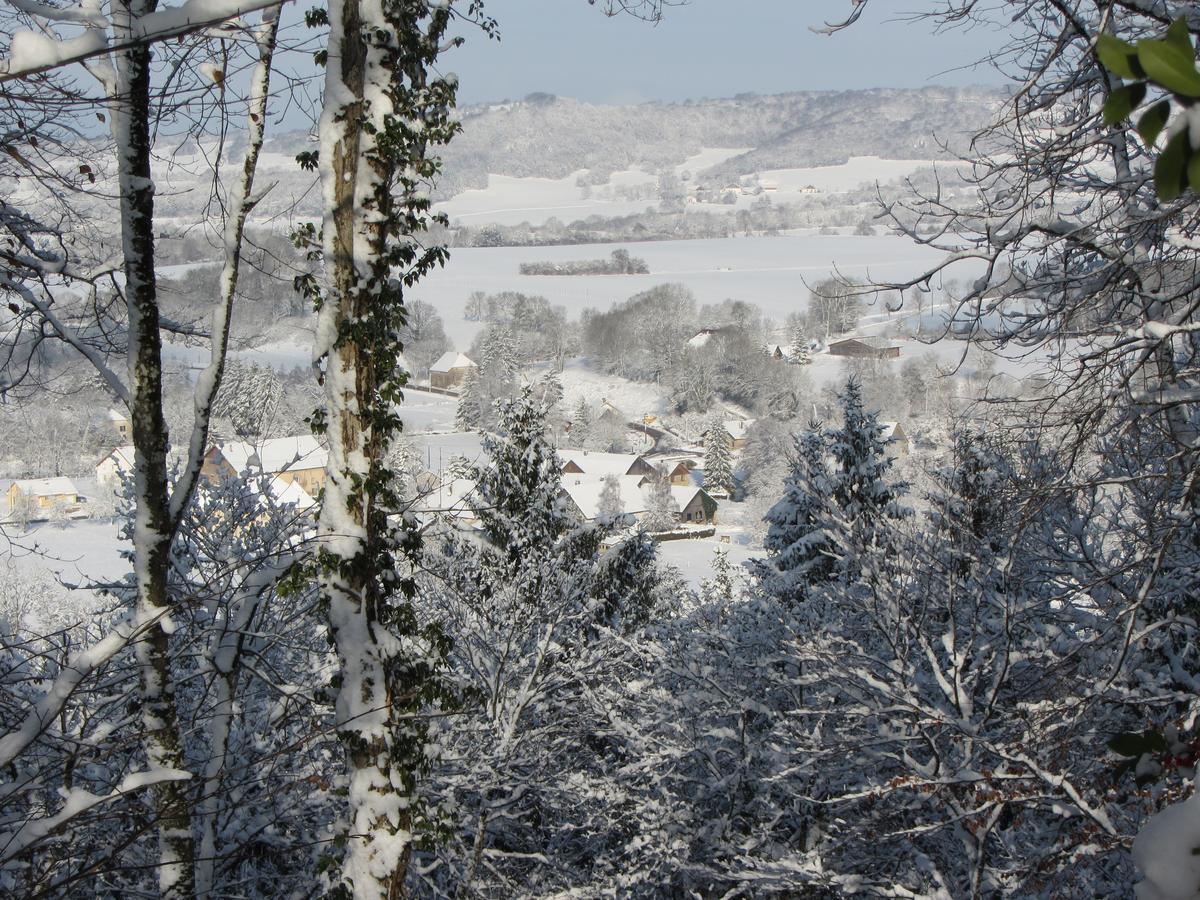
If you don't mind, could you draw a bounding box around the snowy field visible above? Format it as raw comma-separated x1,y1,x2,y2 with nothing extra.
5,519,129,587
415,232,971,348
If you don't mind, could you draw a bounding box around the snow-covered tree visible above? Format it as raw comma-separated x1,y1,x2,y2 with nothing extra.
703,416,735,496
754,423,835,605
596,472,626,528
788,322,812,364
643,471,679,532
456,363,485,431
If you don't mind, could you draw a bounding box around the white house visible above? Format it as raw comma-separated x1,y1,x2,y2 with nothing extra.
96,445,136,487
204,436,328,495
560,450,655,479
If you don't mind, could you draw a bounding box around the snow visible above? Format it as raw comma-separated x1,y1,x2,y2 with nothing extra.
560,450,647,478
561,474,648,520
430,351,476,373
411,233,972,348
657,534,757,589
758,157,948,194
216,435,326,474
9,476,79,498
1133,783,1200,900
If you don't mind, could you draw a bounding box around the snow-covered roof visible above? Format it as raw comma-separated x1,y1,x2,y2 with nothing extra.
217,436,327,475
687,331,714,349
264,476,316,511
12,476,79,497
724,419,752,440
99,445,136,472
879,421,907,441
107,408,128,422
430,351,477,373
560,475,648,520
414,477,479,520
560,450,647,477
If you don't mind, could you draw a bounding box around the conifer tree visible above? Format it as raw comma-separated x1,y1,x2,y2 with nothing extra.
456,364,484,431
704,416,735,497
828,377,904,535
755,422,836,604
789,323,811,365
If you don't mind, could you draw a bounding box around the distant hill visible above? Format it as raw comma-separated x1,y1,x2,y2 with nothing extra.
425,86,1003,196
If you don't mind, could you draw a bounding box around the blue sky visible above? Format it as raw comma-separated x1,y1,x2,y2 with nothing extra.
445,1,1008,106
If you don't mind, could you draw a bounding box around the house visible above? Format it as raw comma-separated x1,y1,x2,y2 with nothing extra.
595,399,626,426
880,422,910,458
827,336,902,360
673,486,719,525
203,436,328,495
764,343,786,360
686,327,721,349
7,477,83,515
107,408,132,441
96,445,135,487
429,352,477,390
558,474,719,526
722,419,752,451
560,450,655,479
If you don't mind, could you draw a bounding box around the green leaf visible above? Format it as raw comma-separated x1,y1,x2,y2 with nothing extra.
1097,33,1143,80
1138,100,1172,145
1157,130,1192,200
1137,39,1200,98
1104,82,1147,124
1108,731,1149,757
1166,17,1194,54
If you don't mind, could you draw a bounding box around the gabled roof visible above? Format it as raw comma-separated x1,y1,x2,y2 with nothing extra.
724,419,752,441
559,450,648,478
98,445,136,471
216,436,327,475
12,476,79,497
107,408,129,422
879,421,907,441
430,351,477,373
559,475,648,520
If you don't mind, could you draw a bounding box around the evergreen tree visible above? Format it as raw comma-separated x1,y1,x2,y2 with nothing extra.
703,416,735,497
594,528,661,632
569,398,592,447
789,323,811,365
755,422,836,605
701,546,741,605
827,376,905,540
456,364,484,431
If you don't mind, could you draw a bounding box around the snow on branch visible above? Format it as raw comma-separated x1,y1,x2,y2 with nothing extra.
0,0,288,80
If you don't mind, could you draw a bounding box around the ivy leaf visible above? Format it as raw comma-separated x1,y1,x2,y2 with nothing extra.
1103,82,1147,124
1155,130,1191,200
1138,100,1172,145
1166,17,1194,54
1137,39,1200,98
1097,33,1144,80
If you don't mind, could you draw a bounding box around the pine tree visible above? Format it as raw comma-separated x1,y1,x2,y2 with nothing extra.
456,364,484,431
569,398,592,448
820,377,908,589
789,323,811,365
755,422,836,604
701,546,741,605
594,528,661,631
703,417,735,497
828,376,904,528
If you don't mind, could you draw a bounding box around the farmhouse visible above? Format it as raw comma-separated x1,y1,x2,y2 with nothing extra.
560,450,655,479
96,445,135,487
7,477,83,514
429,352,477,390
107,408,132,441
558,475,719,526
764,343,786,360
827,336,901,360
203,436,328,495
722,419,752,451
